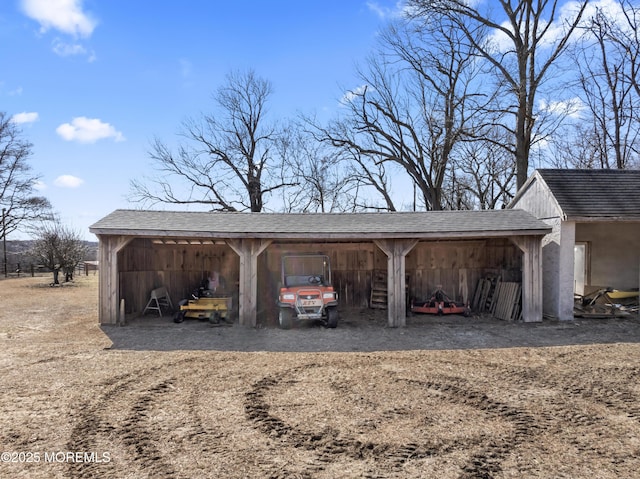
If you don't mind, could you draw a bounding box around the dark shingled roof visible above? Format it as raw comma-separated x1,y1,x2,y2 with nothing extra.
89,209,550,239
534,169,640,220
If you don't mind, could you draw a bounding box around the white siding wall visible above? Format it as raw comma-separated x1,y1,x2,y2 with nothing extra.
511,176,562,220
512,174,568,319
540,217,561,319
558,221,576,320
576,222,640,290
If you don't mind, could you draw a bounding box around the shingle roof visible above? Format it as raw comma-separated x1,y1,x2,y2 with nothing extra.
529,169,640,220
89,209,550,239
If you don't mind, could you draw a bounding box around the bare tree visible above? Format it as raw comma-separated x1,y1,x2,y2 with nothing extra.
445,129,518,210
546,123,613,169
0,112,52,239
314,16,486,211
570,1,640,169
305,114,399,212
130,70,294,212
343,148,398,212
407,0,589,188
30,219,87,284
273,125,358,213
611,1,640,99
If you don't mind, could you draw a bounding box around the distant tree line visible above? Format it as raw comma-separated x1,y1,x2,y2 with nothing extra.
2,238,96,281
0,113,90,281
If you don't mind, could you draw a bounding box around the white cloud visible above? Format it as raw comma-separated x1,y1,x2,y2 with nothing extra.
539,97,585,119
52,38,86,57
11,112,39,124
54,175,84,188
366,1,405,20
56,117,125,143
367,2,390,19
579,0,635,36
485,0,607,53
20,0,97,38
485,22,513,53
340,84,370,105
33,180,47,191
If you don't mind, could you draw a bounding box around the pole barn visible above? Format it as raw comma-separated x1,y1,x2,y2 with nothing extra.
90,210,551,327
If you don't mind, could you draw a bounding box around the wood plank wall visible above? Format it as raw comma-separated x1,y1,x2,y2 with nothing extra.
406,239,522,304
259,243,381,324
119,239,239,315
117,237,521,321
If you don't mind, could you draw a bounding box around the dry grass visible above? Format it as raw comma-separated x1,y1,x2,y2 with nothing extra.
1,275,639,478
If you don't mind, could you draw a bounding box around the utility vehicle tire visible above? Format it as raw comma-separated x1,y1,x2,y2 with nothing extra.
209,312,220,324
326,306,338,328
173,311,185,323
279,308,293,329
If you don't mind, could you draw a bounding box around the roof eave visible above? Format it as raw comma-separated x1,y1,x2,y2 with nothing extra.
565,215,640,222
89,227,551,239
508,171,540,207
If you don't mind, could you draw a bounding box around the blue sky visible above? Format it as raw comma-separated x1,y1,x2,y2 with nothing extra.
1,0,400,240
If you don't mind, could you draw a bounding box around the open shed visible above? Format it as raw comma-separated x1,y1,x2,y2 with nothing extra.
89,209,551,327
510,169,640,320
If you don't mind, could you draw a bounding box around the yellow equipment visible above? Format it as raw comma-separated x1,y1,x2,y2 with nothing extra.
174,295,232,324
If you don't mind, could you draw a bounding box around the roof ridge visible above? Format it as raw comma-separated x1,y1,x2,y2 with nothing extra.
110,209,523,215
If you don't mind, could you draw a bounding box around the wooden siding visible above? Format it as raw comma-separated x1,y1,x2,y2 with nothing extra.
116,238,522,324
259,243,382,324
119,239,239,316
406,239,521,303
510,174,562,221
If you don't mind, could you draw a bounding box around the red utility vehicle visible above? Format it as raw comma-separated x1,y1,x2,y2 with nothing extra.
277,254,338,329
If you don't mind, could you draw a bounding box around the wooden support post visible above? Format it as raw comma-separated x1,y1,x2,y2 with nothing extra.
227,239,272,327
119,299,126,326
511,235,543,322
97,235,132,325
374,239,418,327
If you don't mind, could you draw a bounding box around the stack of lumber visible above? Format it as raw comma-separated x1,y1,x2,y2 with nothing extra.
491,281,522,321
472,276,522,321
472,276,500,313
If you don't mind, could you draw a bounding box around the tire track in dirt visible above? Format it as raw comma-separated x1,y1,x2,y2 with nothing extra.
117,379,178,478
451,354,640,424
562,367,640,421
66,358,198,479
399,376,541,479
540,367,640,468
245,370,399,478
459,358,640,426
244,363,540,479
439,356,640,472
177,362,251,476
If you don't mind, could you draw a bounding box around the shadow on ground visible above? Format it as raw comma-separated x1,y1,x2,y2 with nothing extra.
101,308,640,352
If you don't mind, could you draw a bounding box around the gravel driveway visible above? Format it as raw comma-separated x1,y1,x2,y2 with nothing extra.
103,309,640,352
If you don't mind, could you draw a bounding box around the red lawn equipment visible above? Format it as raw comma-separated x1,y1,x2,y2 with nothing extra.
411,286,471,316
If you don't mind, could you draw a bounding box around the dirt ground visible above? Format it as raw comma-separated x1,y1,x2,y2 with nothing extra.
1,275,640,479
